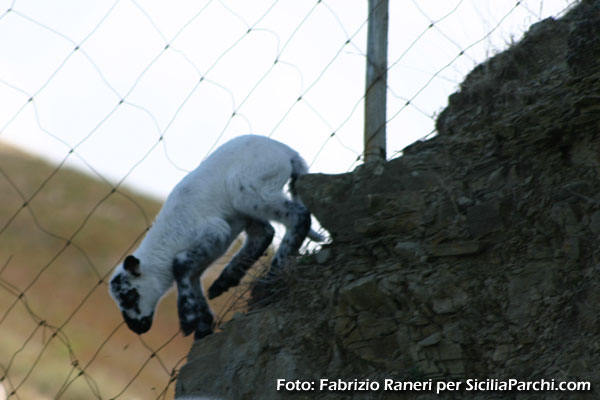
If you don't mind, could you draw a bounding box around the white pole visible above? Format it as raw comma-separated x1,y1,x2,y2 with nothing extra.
364,0,389,163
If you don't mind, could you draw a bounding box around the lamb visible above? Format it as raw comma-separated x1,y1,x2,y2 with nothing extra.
109,135,323,340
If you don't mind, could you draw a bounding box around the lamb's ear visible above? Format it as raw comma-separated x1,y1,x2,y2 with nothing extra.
124,255,141,277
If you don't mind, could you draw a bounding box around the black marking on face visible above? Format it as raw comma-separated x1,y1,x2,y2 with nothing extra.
122,311,153,334
111,274,141,314
123,255,141,277
120,288,141,313
110,274,122,289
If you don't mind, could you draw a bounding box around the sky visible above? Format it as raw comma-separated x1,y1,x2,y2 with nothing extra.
0,0,576,199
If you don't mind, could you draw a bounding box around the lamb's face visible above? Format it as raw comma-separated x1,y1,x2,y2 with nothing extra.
109,255,155,334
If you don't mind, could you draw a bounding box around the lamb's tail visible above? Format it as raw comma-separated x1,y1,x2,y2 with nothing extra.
289,154,308,201
290,154,325,242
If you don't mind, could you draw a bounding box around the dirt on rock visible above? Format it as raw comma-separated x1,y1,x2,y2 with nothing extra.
176,1,600,399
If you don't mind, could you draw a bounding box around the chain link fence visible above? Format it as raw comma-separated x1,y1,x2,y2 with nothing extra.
0,0,576,398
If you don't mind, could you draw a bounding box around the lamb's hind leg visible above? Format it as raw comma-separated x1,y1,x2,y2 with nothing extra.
235,195,311,275
208,219,275,299
268,200,311,273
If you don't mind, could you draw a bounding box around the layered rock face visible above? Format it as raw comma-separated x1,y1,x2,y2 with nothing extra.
177,1,600,399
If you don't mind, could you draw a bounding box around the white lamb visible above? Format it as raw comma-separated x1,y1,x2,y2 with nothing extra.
109,135,322,339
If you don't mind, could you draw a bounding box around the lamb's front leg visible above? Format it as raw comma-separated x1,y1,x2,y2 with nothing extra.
173,250,215,340
208,219,275,299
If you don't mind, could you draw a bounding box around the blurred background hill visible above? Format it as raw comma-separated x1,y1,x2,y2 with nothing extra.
0,142,260,399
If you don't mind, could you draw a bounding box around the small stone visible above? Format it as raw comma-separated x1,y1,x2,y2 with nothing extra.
442,322,465,343
492,344,512,362
394,241,422,258
372,245,389,260
432,286,469,314
568,359,589,376
590,210,600,235
353,217,375,233
418,331,442,347
425,241,482,257
467,200,503,237
457,196,474,207
437,341,463,360
315,248,332,264
563,237,580,260
337,275,396,314
526,244,554,259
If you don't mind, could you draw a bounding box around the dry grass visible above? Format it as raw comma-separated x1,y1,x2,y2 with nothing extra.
0,143,260,399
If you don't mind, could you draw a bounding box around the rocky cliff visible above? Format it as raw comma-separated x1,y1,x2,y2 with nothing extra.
176,1,600,398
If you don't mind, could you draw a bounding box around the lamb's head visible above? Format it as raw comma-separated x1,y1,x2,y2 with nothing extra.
109,255,158,334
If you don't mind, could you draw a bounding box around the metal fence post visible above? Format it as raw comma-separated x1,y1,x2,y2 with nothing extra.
364,0,389,163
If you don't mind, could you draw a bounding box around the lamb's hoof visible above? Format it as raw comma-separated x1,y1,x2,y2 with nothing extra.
208,277,235,299
180,317,197,337
194,322,213,340
207,284,224,300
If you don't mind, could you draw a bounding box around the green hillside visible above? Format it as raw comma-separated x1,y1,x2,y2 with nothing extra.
0,143,255,399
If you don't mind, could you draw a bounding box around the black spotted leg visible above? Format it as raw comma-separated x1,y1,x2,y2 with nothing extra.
188,273,213,340
268,200,311,274
173,240,227,340
208,219,275,299
234,194,311,276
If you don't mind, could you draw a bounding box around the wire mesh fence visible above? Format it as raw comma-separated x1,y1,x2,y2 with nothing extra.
0,0,576,398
